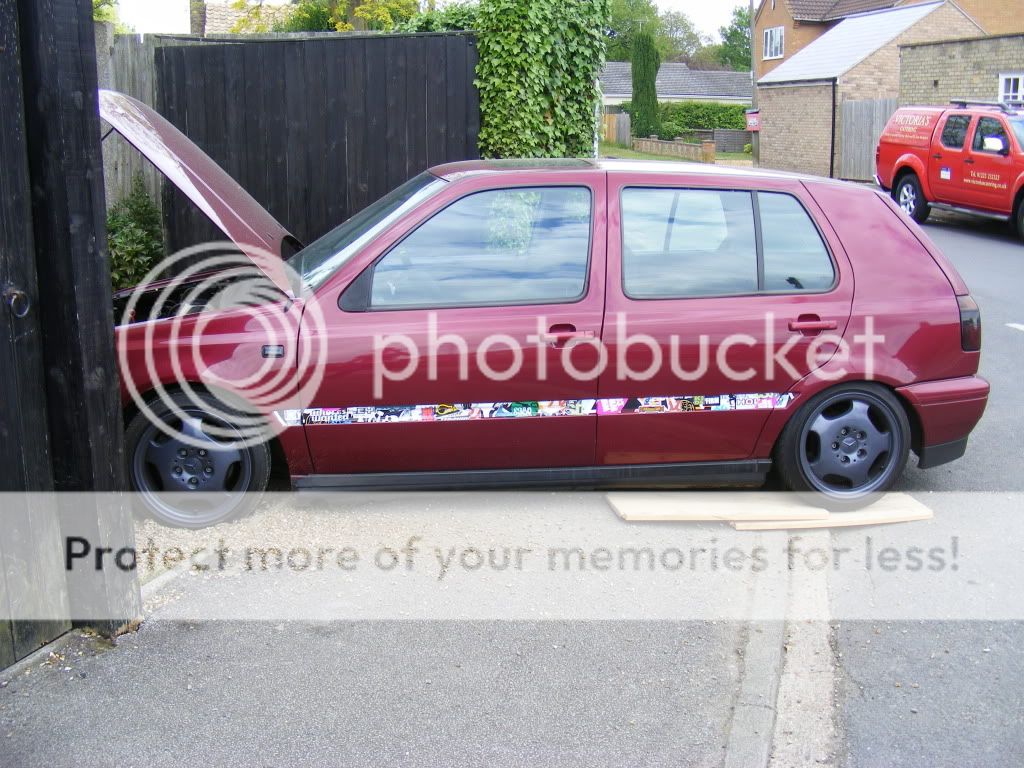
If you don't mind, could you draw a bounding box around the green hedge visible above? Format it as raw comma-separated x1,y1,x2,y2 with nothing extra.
621,100,747,140
107,176,163,291
475,0,609,158
396,1,478,31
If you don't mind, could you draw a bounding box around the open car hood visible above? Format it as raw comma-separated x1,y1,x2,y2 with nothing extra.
99,90,296,298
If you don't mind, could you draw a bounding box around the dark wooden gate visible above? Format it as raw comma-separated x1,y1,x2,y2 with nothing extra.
1,0,139,670
154,32,481,252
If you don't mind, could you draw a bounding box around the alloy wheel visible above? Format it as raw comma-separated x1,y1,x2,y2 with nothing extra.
131,409,254,526
898,182,917,216
797,392,903,497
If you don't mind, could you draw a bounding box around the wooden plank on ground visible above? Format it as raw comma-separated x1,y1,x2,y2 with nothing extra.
607,492,830,522
732,494,932,530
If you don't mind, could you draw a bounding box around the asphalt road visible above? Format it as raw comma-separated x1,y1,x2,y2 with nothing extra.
835,214,1024,767
1,211,1022,768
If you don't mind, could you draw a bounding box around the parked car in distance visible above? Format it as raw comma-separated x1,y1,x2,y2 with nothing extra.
102,91,990,528
876,99,1024,234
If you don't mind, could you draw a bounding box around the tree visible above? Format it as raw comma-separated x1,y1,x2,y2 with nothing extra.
397,0,478,31
631,30,660,139
716,5,751,71
352,0,418,30
607,0,661,61
658,10,707,62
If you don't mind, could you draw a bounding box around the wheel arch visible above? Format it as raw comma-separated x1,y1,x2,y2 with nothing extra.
121,381,294,482
757,378,922,461
892,156,931,200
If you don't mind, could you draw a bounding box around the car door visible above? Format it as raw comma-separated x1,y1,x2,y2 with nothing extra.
963,115,1016,213
297,173,607,476
598,174,853,465
928,112,972,204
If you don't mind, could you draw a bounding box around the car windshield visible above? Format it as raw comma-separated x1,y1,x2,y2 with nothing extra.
289,171,447,291
1010,118,1024,151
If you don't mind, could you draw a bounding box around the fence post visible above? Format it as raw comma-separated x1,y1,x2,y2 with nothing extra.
702,140,716,164
15,0,141,637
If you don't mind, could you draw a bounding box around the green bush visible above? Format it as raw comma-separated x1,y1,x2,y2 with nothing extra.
630,31,660,139
743,142,752,154
107,176,163,291
397,1,479,31
622,100,747,136
274,0,335,31
475,0,610,158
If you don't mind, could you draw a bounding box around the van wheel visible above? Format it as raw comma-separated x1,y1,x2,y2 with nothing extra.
775,384,910,509
893,173,930,224
125,391,271,528
1016,199,1024,242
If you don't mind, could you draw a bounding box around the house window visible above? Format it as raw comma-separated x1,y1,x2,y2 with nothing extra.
999,73,1024,103
763,26,784,60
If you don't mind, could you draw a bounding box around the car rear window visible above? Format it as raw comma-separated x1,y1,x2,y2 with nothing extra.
940,115,971,149
759,193,835,292
621,188,757,298
621,188,833,299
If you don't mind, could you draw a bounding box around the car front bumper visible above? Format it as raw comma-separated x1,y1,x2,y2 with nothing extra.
896,376,990,469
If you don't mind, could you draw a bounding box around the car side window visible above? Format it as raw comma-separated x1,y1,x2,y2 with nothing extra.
368,186,592,309
972,117,1009,153
622,188,757,298
759,193,835,292
940,115,971,149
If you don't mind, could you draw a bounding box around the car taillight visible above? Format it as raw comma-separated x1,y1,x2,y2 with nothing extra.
958,295,981,351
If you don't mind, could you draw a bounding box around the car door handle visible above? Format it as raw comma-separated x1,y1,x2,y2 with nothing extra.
789,317,837,335
964,158,975,164
541,324,595,347
932,153,942,159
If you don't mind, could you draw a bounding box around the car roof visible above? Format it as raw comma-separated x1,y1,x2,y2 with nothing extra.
429,157,823,185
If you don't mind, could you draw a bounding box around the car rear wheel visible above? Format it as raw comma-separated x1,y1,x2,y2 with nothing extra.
775,384,910,508
125,391,271,528
893,173,930,224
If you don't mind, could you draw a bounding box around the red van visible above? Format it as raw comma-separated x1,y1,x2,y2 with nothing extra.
101,91,989,527
876,100,1024,234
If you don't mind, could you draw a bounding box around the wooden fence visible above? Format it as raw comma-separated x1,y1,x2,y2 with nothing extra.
840,97,897,181
2,0,139,671
151,32,480,252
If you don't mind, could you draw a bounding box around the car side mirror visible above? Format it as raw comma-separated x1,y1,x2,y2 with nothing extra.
982,135,1008,154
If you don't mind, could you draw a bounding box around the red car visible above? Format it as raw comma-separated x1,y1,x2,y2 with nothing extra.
102,91,989,528
876,100,1024,233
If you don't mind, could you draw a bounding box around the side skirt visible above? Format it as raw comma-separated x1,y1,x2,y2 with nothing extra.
292,460,773,492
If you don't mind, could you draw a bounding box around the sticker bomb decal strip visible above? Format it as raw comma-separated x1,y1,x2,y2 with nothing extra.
276,393,795,427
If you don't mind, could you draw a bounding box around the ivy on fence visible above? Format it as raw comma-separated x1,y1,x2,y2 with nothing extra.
474,0,610,158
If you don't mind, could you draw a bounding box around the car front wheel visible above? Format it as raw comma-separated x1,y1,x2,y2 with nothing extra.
893,173,930,224
775,383,910,507
125,391,271,528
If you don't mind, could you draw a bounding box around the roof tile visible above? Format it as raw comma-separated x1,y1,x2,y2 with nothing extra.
600,61,752,100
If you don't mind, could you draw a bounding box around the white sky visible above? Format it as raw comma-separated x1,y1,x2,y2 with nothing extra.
656,0,745,41
115,0,744,40
118,0,189,34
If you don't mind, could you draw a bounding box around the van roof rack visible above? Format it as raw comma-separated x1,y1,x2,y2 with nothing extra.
949,98,1022,113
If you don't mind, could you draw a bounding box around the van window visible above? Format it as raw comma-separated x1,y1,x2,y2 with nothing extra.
759,193,834,292
622,189,757,298
940,115,971,149
973,117,1009,153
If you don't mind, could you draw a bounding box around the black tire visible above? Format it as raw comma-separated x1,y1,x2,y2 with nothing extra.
774,383,910,509
1016,198,1024,241
125,391,271,528
893,172,930,224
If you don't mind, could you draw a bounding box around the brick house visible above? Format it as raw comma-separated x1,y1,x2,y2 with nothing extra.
756,1,982,180
754,0,1020,81
900,34,1024,106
